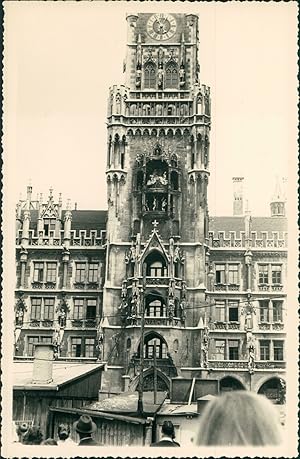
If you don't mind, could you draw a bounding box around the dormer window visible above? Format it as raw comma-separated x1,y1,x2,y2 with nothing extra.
44,218,56,236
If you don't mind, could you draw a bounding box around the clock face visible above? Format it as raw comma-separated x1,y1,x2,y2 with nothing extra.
147,13,177,41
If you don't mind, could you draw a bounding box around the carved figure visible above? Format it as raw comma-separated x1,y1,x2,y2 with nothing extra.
15,309,24,326
136,67,142,88
161,198,167,212
248,344,255,374
157,63,164,89
152,197,157,211
182,280,187,299
169,278,176,298
202,326,209,368
121,280,127,299
147,170,168,187
58,309,67,328
168,298,175,324
179,64,185,86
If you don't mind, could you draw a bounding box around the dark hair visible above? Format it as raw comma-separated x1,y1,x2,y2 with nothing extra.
42,438,57,445
58,423,69,440
23,426,43,445
161,421,175,439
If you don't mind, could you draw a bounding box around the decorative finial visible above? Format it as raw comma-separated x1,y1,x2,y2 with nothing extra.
152,220,159,230
49,187,53,198
66,199,71,211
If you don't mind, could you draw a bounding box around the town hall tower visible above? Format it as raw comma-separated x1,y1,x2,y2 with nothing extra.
101,13,211,395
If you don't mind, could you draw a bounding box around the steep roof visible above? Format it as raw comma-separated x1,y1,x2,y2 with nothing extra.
209,216,287,238
23,209,107,232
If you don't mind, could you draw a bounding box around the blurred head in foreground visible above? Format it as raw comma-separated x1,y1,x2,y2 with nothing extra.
22,426,43,445
195,391,283,446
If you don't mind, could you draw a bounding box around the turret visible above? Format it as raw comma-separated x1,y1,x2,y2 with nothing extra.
270,177,286,217
233,177,244,216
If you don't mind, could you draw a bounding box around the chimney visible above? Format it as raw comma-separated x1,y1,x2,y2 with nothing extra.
32,344,54,384
232,177,244,216
74,202,77,211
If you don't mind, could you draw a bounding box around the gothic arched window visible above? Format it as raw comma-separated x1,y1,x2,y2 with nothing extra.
144,63,156,89
143,334,168,359
145,251,167,277
146,299,166,317
165,63,178,89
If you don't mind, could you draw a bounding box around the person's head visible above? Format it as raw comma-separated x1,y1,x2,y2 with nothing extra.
22,425,43,445
74,415,96,440
195,391,283,446
161,420,176,439
58,423,70,441
42,438,57,445
16,422,28,441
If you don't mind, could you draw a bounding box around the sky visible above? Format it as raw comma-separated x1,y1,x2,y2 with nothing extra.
4,1,298,216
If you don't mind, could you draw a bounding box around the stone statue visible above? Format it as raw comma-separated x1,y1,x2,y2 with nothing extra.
168,298,175,324
58,309,67,328
157,63,164,89
179,64,185,87
161,198,167,212
152,197,157,211
202,326,209,368
169,278,176,297
15,308,24,326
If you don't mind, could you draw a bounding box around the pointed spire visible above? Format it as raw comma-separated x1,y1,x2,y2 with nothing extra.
271,176,284,202
270,177,286,217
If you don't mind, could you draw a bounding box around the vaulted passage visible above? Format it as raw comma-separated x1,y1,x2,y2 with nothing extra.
219,376,245,392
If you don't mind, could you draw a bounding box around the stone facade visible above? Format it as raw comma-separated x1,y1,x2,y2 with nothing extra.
14,13,287,404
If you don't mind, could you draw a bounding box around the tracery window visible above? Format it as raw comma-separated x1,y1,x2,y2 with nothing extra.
144,63,156,89
165,63,178,89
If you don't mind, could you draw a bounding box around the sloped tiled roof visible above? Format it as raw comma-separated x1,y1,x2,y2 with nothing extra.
209,216,287,238
22,209,108,232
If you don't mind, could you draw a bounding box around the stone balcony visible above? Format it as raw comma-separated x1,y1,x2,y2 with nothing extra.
126,276,183,288
212,321,241,331
208,360,286,370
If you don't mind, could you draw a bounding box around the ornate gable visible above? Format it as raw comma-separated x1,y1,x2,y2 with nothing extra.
140,221,170,263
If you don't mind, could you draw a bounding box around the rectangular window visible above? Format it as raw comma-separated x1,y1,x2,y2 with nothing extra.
31,298,42,320
258,265,269,284
28,336,39,356
46,263,57,283
272,265,282,284
228,301,239,322
33,262,44,282
273,301,283,322
215,301,225,321
88,263,98,283
44,298,55,320
86,299,97,319
228,340,239,360
43,218,56,236
260,340,270,360
228,264,239,285
215,264,225,284
215,340,225,360
71,337,82,357
40,336,52,344
259,300,269,322
73,299,84,319
84,338,95,358
273,341,284,361
75,263,86,283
